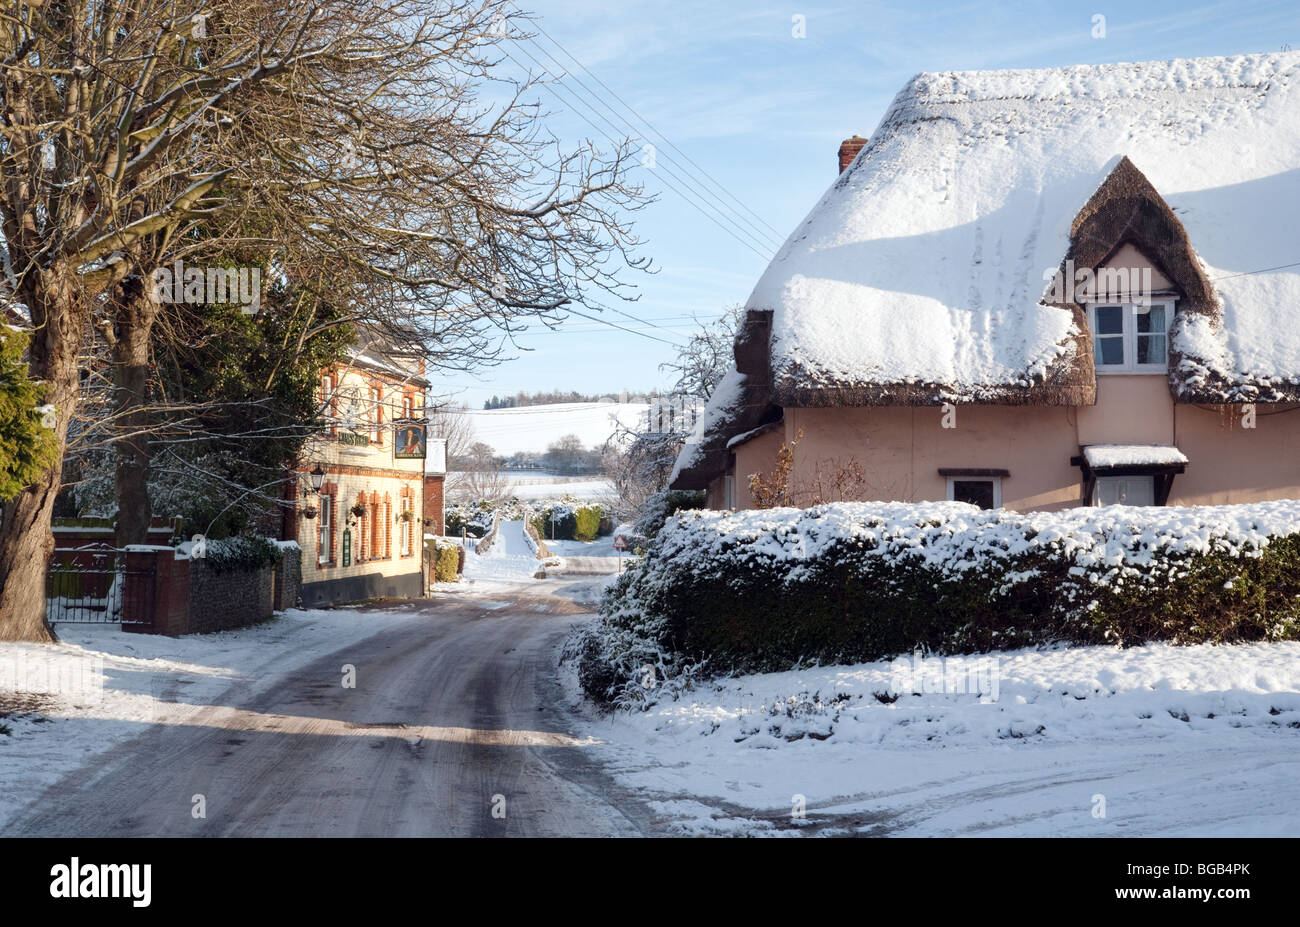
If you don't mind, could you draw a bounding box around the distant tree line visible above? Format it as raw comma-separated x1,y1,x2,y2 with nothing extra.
483,389,657,409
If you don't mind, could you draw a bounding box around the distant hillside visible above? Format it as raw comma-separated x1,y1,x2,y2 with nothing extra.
460,402,650,457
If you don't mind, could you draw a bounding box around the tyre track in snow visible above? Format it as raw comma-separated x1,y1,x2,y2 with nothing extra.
9,587,652,837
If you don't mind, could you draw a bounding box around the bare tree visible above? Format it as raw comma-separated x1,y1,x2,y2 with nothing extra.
451,440,509,504
0,0,647,640
659,306,743,402
603,430,680,517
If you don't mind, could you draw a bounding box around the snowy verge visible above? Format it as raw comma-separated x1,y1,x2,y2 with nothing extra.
0,606,423,829
563,639,1300,836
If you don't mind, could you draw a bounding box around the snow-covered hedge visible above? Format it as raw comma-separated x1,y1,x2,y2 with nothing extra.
530,501,610,542
427,537,461,583
197,536,282,574
572,500,1300,707
444,503,495,538
633,489,705,539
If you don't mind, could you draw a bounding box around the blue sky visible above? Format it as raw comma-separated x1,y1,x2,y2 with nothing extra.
429,0,1299,409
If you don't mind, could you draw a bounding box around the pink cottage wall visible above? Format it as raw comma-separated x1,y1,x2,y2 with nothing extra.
718,377,1300,512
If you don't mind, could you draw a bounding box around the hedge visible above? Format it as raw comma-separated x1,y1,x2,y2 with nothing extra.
197,536,282,574
444,503,494,538
572,500,1300,707
428,538,461,583
531,501,610,542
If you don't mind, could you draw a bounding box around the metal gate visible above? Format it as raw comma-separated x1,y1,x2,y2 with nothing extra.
45,544,155,625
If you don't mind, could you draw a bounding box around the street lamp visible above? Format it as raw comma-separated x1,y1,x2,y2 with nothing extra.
307,464,326,493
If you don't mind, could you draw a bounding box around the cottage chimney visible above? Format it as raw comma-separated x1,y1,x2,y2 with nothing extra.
837,135,866,174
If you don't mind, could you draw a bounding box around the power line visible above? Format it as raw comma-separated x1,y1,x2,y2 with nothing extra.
511,32,785,255
497,47,778,263
511,3,787,244
1209,261,1300,281
556,304,684,346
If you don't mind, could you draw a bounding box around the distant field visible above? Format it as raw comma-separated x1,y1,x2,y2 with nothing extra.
501,471,615,501
459,401,649,456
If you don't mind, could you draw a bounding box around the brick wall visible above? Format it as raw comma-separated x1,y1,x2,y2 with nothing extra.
274,544,302,611
423,474,445,534
123,543,298,636
186,558,274,634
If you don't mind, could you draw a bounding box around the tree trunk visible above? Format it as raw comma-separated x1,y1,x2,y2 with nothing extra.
111,283,156,548
0,269,86,642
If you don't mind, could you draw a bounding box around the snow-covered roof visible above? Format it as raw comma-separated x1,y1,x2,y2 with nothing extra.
671,311,780,489
751,52,1300,405
1083,445,1189,468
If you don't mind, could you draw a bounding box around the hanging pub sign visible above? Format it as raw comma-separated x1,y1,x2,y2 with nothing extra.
394,421,427,459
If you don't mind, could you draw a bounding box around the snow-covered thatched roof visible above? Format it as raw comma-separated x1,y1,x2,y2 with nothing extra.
751,52,1300,406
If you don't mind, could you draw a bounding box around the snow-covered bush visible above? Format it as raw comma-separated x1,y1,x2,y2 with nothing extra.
574,500,1300,705
530,500,610,541
633,489,705,539
444,502,496,538
427,537,461,583
196,536,282,574
562,570,708,711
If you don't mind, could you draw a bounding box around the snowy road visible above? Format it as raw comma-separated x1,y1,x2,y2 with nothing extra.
7,585,653,837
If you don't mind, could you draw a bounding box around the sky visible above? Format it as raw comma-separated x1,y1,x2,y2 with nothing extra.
428,0,1300,410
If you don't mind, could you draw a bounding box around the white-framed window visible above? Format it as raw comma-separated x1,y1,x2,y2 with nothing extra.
1093,475,1154,506
723,475,736,509
318,495,332,565
1089,301,1173,373
946,476,1001,510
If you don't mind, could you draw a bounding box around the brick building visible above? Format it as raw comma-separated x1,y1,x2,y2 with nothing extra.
288,343,429,606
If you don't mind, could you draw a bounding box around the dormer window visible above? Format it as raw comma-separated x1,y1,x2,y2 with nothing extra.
1089,301,1173,373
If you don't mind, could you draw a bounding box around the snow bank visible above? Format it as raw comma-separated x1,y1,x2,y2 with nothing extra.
566,639,1300,836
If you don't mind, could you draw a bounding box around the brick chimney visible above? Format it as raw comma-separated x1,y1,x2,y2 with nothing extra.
837,135,867,174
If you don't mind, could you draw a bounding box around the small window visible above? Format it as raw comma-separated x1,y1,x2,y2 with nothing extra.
1093,475,1154,506
947,477,1001,510
1090,302,1172,373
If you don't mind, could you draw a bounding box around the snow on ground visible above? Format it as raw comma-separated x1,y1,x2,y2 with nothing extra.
545,536,619,558
564,640,1300,836
461,520,541,584
0,606,427,830
502,473,615,501
451,403,649,458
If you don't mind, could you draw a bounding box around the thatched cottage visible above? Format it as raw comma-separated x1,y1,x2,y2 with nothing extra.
672,52,1300,511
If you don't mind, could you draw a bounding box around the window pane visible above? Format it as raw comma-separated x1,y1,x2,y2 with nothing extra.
1095,477,1155,506
1136,304,1166,333
1137,334,1166,365
1094,305,1124,335
1095,335,1125,366
952,480,995,510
